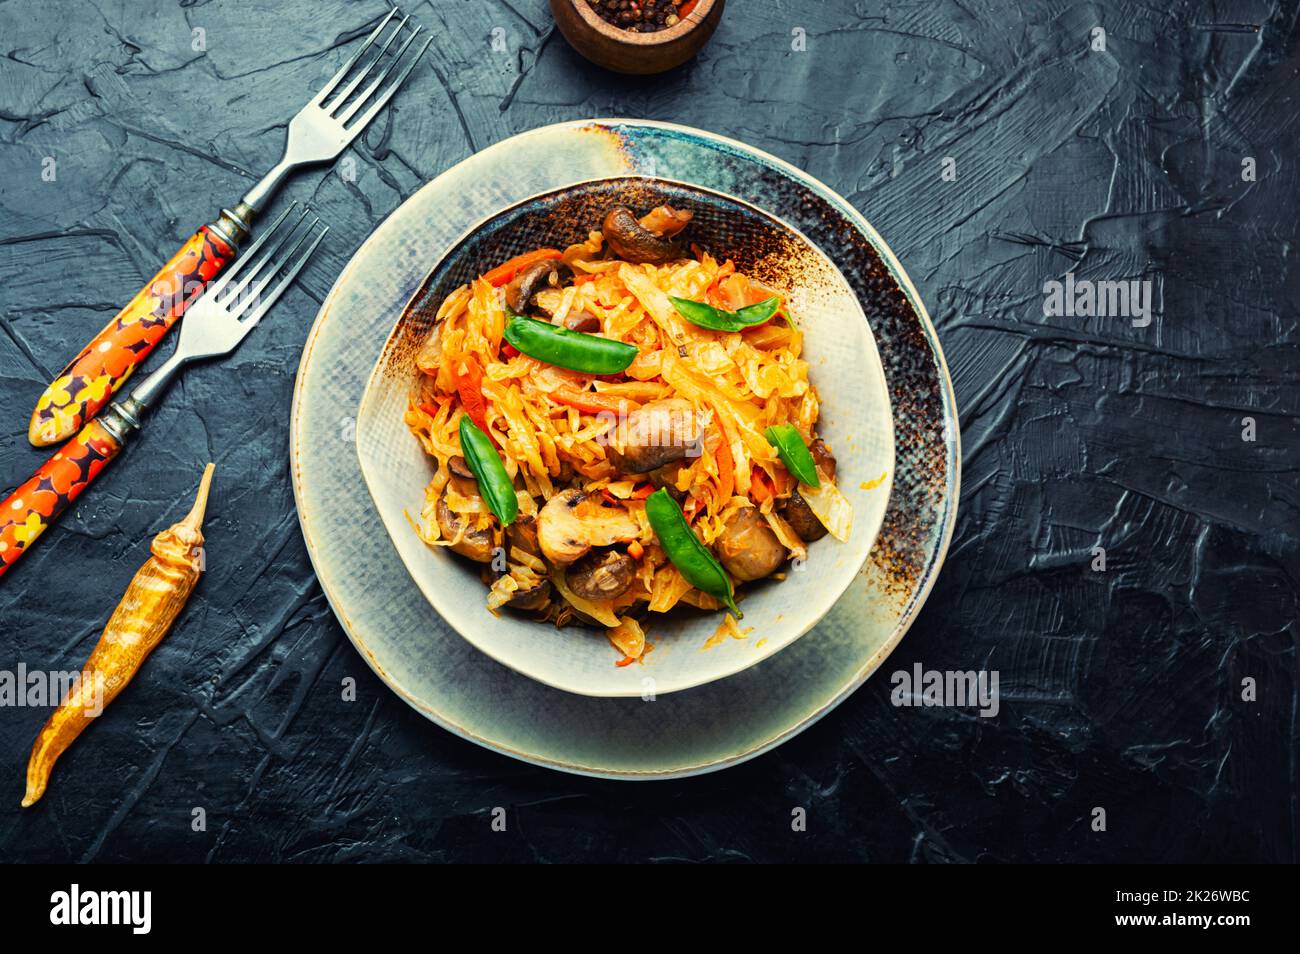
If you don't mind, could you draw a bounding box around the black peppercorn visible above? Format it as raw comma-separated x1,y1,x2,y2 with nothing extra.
587,0,687,33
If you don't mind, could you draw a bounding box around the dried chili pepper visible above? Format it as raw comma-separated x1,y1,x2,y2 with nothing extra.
22,463,215,808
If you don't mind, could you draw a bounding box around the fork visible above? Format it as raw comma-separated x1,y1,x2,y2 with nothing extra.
0,205,329,579
27,7,430,448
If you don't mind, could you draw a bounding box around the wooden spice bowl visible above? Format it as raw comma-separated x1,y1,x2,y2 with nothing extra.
550,0,725,75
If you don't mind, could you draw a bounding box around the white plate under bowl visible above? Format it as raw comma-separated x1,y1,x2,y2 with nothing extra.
290,119,959,778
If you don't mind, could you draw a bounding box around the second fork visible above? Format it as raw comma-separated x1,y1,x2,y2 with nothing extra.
0,206,329,580
27,7,430,448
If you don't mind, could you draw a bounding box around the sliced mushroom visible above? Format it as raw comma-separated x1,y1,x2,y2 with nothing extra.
714,506,786,581
563,309,602,333
446,455,479,497
537,488,640,565
506,512,542,559
608,398,703,474
809,438,837,480
648,460,686,502
505,259,567,313
602,207,682,264
436,491,496,563
779,492,827,542
554,604,604,629
638,205,693,239
566,548,636,601
505,578,552,611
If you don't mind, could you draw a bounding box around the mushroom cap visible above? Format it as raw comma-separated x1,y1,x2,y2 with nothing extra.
715,506,786,581
565,548,636,601
537,489,640,565
602,206,681,264
505,259,567,313
608,398,703,475
436,490,497,563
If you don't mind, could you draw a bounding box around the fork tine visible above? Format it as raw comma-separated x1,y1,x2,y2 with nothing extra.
227,215,319,316
337,31,431,129
324,13,410,114
217,206,311,303
236,225,330,329
204,204,296,297
334,24,422,127
309,7,400,108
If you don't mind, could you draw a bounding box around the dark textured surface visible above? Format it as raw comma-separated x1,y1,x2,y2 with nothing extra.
1,0,1296,863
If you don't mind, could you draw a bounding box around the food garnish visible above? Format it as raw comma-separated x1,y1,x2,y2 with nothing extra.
645,488,741,618
458,416,518,526
22,463,215,807
503,313,639,374
764,423,820,487
668,295,780,332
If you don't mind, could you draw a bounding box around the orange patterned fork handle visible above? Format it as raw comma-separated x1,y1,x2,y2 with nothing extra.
0,418,125,578
27,226,235,447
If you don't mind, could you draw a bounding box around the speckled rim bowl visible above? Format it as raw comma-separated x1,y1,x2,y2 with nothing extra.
356,177,894,697
290,119,959,778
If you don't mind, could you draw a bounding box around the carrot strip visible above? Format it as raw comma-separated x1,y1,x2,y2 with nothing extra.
552,383,640,415
714,430,735,501
706,259,736,297
482,248,563,287
453,356,490,436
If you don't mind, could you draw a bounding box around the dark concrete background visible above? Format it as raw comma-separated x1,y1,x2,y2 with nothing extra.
1,0,1296,863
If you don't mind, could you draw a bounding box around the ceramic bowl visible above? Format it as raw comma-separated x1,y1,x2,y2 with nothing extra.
549,0,725,75
355,177,894,697
293,119,958,776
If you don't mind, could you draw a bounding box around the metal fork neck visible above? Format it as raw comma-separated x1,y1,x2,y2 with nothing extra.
208,157,293,250
241,158,295,214
130,350,187,414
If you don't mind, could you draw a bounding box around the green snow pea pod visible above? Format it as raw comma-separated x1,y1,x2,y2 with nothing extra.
667,295,781,333
644,488,741,618
503,314,638,374
764,424,820,487
458,415,518,526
